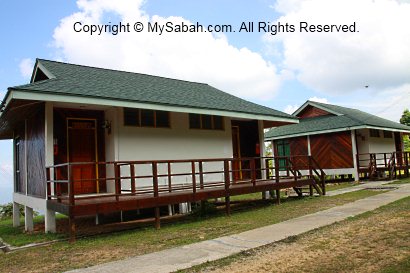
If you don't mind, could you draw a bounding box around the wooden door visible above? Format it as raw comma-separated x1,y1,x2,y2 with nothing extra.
67,119,97,194
276,140,290,171
231,126,242,181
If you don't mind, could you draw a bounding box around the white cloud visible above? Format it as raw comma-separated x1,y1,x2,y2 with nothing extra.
284,104,300,114
343,83,410,122
309,97,328,104
267,0,410,95
0,163,13,204
52,0,282,101
19,58,34,78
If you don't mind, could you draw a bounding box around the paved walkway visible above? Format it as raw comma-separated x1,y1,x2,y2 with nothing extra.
326,180,395,196
68,182,410,273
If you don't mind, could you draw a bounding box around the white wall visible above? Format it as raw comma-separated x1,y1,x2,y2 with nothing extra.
356,129,396,167
106,109,234,191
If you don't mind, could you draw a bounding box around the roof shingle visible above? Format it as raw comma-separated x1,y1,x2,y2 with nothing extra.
265,100,410,139
10,59,295,120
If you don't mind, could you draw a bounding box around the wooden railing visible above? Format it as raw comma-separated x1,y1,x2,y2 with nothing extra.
357,152,410,179
46,156,326,206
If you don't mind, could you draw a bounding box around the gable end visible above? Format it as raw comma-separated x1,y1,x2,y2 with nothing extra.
297,105,334,119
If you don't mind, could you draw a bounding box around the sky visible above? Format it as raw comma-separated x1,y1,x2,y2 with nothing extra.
0,0,409,204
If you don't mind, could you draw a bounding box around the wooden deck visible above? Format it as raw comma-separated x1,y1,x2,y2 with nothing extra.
357,152,410,180
46,156,326,240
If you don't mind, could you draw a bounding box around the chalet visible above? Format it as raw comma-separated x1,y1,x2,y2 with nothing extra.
265,100,410,181
0,59,327,238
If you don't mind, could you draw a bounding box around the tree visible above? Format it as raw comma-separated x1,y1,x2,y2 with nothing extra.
400,109,410,151
400,109,410,126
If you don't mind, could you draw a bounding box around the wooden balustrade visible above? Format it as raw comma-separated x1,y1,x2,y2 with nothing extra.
357,152,410,179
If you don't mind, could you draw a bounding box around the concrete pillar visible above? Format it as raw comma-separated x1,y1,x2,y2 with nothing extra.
45,209,56,233
168,205,173,216
24,206,34,232
13,202,20,227
179,202,190,214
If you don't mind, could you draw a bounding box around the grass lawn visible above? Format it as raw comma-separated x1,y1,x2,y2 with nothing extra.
0,189,386,273
387,177,410,185
0,215,66,247
180,196,410,273
229,182,359,202
325,181,360,191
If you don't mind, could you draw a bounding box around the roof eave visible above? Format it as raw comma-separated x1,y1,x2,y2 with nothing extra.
9,89,299,124
265,125,410,141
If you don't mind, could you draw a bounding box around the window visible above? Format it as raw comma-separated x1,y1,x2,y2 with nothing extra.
383,131,393,138
369,129,380,138
189,114,224,130
123,108,170,128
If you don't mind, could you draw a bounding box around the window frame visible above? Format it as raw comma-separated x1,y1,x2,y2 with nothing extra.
383,130,393,138
188,114,225,131
123,108,170,128
369,129,380,138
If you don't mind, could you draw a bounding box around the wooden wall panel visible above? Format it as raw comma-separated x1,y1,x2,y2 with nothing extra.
289,136,308,168
14,124,26,194
297,105,332,119
26,104,46,197
289,137,308,155
310,131,353,169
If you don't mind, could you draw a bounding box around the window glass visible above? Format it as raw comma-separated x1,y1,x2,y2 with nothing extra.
124,108,139,126
383,131,393,138
141,109,155,127
370,129,380,138
202,115,212,129
189,114,201,129
156,111,170,128
213,116,224,130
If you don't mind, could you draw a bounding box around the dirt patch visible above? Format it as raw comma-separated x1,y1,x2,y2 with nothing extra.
192,198,410,273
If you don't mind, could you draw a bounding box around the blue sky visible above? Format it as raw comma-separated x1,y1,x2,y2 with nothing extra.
1,0,409,204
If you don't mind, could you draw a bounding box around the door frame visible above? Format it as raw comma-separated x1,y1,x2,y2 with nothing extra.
66,117,100,193
231,125,243,180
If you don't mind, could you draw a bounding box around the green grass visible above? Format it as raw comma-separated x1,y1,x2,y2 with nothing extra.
386,177,410,185
0,189,387,273
179,196,410,273
381,256,410,273
0,215,66,247
325,182,359,191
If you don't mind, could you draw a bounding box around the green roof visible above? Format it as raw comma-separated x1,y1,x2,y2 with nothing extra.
7,59,295,121
265,100,410,139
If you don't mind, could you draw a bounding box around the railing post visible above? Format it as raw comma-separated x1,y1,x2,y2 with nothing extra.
321,170,326,195
130,164,136,194
406,152,410,178
167,162,172,192
265,159,270,180
191,161,196,195
152,162,160,229
274,157,280,204
114,163,120,201
224,160,231,216
68,164,74,206
274,158,280,183
384,153,387,168
286,157,290,177
308,157,314,196
250,158,256,187
199,161,204,190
